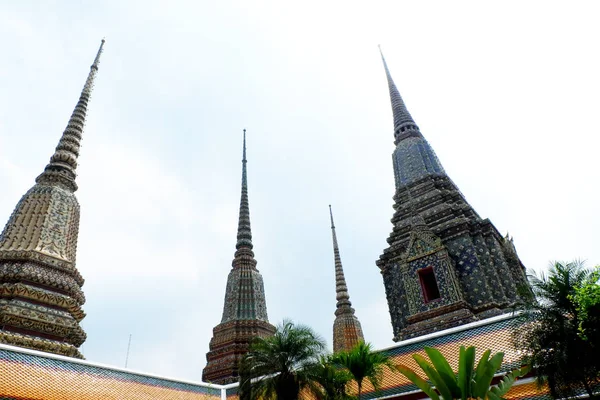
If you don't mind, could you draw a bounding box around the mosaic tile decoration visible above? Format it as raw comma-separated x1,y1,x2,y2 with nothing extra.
0,345,222,400
377,50,530,342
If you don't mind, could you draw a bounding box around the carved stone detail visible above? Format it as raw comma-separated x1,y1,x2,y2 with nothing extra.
0,331,82,358
0,282,84,321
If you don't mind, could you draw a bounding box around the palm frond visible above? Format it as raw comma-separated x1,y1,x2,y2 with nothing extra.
241,319,327,400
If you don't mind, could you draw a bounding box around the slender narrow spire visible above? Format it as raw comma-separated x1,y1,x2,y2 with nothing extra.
379,46,445,187
36,39,105,192
329,205,351,309
236,129,253,250
242,127,247,162
379,46,418,136
204,129,275,384
329,205,364,352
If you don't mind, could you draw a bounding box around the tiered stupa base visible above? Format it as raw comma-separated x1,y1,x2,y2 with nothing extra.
0,261,86,358
333,312,364,353
203,319,275,384
0,331,83,358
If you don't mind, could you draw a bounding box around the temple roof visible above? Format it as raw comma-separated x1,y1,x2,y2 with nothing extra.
0,315,545,400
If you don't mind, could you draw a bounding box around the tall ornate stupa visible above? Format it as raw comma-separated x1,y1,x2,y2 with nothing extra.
203,130,276,384
0,40,105,358
376,48,530,341
329,206,364,353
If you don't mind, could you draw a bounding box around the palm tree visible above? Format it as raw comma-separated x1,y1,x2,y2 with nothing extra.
241,320,326,400
332,341,396,400
514,261,599,399
308,355,355,400
571,266,600,342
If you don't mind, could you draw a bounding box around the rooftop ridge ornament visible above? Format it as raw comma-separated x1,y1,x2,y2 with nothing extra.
329,205,364,352
36,39,106,192
236,128,253,250
378,45,419,141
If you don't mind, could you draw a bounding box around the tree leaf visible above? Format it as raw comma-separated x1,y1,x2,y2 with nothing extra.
457,346,475,400
487,390,503,400
473,349,491,384
490,373,513,397
413,354,453,400
488,353,504,375
424,347,462,399
397,364,440,400
473,351,504,398
489,365,530,398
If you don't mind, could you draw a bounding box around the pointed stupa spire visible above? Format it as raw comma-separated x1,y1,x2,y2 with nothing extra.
377,47,530,343
204,129,275,384
329,205,364,353
379,46,445,188
36,39,105,192
0,40,106,359
379,46,419,139
329,205,351,309
236,128,253,250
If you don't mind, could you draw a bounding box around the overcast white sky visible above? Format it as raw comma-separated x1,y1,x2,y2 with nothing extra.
1,0,599,383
